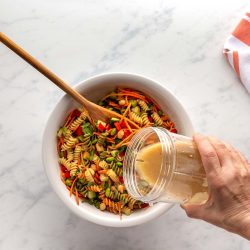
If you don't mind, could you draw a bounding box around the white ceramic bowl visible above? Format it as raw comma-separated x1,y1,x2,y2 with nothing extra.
42,72,193,227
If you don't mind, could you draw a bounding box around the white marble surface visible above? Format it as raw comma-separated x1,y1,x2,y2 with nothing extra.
0,0,250,249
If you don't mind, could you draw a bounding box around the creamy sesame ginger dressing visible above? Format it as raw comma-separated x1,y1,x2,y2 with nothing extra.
135,140,209,203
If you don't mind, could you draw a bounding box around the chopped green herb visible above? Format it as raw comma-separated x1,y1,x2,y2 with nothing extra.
65,179,72,187
106,157,115,163
87,191,96,199
158,110,163,116
105,187,111,197
111,150,118,157
116,161,123,167
90,150,95,160
110,128,117,136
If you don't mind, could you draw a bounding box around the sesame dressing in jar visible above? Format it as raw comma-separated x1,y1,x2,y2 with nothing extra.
123,127,208,204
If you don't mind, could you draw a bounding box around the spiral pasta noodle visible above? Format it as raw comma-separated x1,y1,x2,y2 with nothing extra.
69,113,87,131
61,136,78,151
111,164,123,177
73,145,82,162
85,185,102,192
99,160,109,170
101,197,122,213
97,132,108,145
141,111,150,126
106,189,129,203
59,157,71,171
69,161,78,177
67,149,74,162
128,196,137,209
107,169,120,184
129,112,143,126
85,168,95,183
81,134,91,148
121,206,132,215
137,99,149,111
151,112,163,126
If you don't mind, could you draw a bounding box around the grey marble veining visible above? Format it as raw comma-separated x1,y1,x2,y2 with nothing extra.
0,0,250,249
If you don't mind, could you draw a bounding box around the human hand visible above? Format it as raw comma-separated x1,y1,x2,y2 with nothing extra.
181,134,250,240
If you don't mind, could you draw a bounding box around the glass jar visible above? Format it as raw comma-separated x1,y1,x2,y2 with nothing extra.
123,127,208,204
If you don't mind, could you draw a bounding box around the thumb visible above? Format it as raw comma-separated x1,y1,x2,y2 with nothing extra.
180,203,205,219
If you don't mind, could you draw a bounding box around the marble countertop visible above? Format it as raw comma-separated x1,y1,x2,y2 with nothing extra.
1,0,250,249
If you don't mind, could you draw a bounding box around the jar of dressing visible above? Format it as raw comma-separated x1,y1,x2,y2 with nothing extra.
123,127,209,204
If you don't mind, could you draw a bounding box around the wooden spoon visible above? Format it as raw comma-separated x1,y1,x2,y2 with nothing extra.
0,32,139,128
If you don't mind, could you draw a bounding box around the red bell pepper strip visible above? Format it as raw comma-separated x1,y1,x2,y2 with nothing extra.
64,171,71,178
75,126,83,136
98,122,106,132
170,128,177,133
72,109,81,118
118,176,124,183
141,203,149,208
123,129,131,138
105,124,111,130
60,165,67,173
120,121,127,129
114,122,121,131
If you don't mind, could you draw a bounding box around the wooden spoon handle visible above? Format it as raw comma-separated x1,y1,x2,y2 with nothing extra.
0,32,87,106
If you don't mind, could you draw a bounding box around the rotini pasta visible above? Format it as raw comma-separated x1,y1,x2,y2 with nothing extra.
68,112,87,131
69,161,78,177
97,132,108,145
67,148,74,162
151,112,163,126
137,99,149,111
61,136,78,151
99,160,109,169
73,145,82,162
129,112,143,126
141,111,150,126
59,157,71,171
111,164,123,177
85,185,102,192
85,168,95,183
107,169,120,184
57,88,177,216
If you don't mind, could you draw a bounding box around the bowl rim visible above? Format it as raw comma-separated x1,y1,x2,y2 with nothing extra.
42,72,194,227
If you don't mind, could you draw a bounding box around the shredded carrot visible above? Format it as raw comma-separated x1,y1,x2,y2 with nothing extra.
109,101,120,108
75,189,80,205
96,161,100,171
57,140,62,153
93,132,101,136
152,106,158,113
125,96,129,106
106,138,115,143
64,110,74,127
115,130,138,149
124,119,132,132
161,115,168,121
98,170,108,174
120,103,131,122
70,177,78,197
102,93,147,102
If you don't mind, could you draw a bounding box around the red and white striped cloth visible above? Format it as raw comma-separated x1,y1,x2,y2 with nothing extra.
224,12,250,93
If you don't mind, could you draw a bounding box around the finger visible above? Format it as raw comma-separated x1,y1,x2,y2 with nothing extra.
236,150,250,169
208,137,234,168
193,134,221,176
224,143,245,168
180,203,205,219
